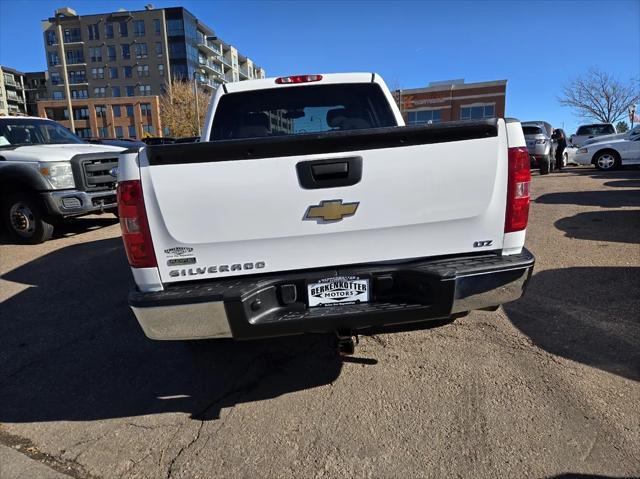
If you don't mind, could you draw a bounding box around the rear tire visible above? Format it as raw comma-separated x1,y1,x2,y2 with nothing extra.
1,192,54,244
539,156,550,175
594,150,620,171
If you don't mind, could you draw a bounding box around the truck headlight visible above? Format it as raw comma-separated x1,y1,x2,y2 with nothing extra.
39,162,75,189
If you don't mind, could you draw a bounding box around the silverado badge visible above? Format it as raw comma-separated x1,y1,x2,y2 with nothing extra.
303,199,359,223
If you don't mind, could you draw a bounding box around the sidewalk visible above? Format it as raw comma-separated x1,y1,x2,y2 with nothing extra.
0,444,73,479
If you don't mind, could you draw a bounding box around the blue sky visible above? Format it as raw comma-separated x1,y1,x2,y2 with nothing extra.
0,0,638,133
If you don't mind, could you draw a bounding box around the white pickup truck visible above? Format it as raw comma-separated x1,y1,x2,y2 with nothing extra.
117,73,534,352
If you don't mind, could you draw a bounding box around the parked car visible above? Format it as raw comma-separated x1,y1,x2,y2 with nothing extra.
573,125,640,170
0,116,123,243
117,72,534,354
563,143,579,166
570,123,616,147
87,137,146,148
522,121,556,174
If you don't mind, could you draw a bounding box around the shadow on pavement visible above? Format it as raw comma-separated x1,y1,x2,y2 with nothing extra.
602,179,640,188
535,190,640,208
555,210,640,244
0,237,343,423
504,266,640,382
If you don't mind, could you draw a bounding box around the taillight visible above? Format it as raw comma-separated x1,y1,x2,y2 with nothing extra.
505,147,531,233
275,75,323,84
117,179,157,268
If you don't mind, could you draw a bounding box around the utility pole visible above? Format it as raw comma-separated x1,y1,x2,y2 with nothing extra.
193,71,200,134
56,20,75,132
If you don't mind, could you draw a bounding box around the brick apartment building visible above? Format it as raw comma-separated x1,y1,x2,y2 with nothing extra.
395,79,507,125
38,5,266,139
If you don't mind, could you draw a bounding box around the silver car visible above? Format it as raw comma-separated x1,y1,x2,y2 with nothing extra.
522,121,556,174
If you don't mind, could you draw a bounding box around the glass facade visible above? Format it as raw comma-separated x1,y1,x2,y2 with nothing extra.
460,104,495,120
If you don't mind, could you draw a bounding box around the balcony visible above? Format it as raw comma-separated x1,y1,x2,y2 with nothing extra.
239,67,250,79
196,77,218,90
197,42,223,57
199,60,223,76
3,78,16,87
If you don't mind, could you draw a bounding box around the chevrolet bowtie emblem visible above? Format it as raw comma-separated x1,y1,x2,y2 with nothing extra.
303,199,359,223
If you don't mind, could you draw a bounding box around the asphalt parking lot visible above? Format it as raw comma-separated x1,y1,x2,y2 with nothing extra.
1,167,639,479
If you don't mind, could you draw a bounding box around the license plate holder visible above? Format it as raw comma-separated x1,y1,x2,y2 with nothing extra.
307,275,370,308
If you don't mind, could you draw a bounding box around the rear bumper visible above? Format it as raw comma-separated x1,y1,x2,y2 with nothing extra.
129,249,535,341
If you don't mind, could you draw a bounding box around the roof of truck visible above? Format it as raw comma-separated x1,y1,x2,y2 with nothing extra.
224,72,379,93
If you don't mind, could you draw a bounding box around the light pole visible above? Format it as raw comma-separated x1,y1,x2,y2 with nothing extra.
193,68,205,135
629,104,636,130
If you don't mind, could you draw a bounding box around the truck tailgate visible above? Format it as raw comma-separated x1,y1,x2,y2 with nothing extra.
140,119,508,284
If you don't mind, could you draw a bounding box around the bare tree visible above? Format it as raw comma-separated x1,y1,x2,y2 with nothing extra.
159,79,212,138
558,68,639,124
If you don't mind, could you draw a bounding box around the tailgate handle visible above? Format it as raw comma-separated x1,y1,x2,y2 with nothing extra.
312,162,348,179
296,157,362,189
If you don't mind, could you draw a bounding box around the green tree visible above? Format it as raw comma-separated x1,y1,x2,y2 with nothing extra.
615,121,629,133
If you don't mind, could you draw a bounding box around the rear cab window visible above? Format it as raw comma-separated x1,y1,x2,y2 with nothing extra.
522,126,543,135
210,83,397,141
576,124,615,136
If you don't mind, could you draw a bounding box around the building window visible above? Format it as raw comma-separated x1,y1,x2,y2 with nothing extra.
91,67,104,80
50,72,62,85
121,44,130,59
158,64,164,76
105,23,114,39
126,104,134,117
142,125,154,135
112,86,121,97
46,30,56,45
109,67,118,79
153,19,161,35
115,126,124,138
135,43,148,59
93,87,106,98
155,42,163,57
68,70,86,84
48,52,60,66
407,110,441,125
168,42,185,59
128,125,136,138
166,19,184,36
140,103,152,116
107,45,116,61
95,105,107,118
123,65,132,78
137,65,149,77
66,50,84,64
96,127,108,138
133,20,145,37
138,84,151,96
89,47,102,63
119,21,128,37
113,105,121,117
63,28,81,43
125,86,135,97
76,128,92,138
73,107,89,120
87,24,100,40
460,104,495,120
71,89,88,99
52,91,64,100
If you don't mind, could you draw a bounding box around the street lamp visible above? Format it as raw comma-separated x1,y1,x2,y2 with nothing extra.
629,104,637,129
193,68,205,134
